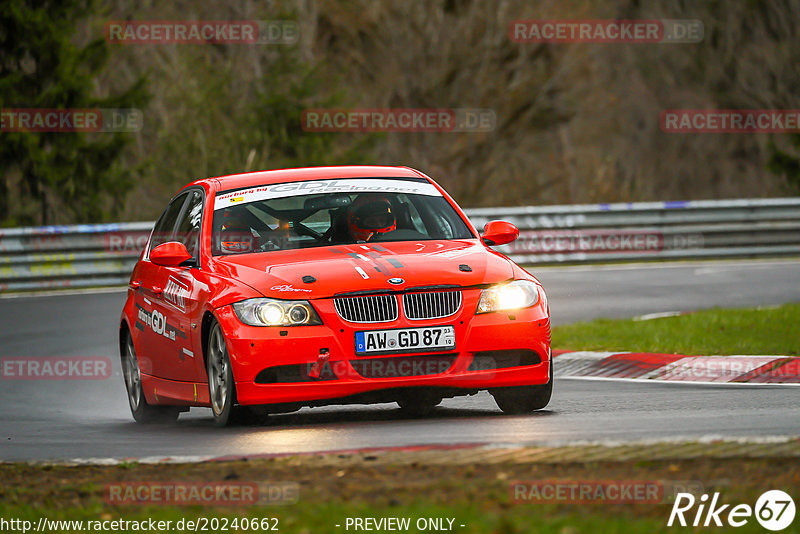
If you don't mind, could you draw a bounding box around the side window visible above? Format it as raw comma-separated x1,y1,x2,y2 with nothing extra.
149,193,188,253
175,190,204,258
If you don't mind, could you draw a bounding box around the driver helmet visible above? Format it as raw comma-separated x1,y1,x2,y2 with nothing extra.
347,195,396,241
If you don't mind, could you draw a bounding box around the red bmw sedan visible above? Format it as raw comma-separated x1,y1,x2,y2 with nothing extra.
119,166,551,426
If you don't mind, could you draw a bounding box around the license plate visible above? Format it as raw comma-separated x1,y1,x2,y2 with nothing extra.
355,325,455,355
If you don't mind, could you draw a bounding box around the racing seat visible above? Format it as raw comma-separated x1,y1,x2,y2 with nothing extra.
394,203,415,230
327,207,352,243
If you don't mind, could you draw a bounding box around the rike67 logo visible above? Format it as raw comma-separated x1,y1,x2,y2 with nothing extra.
668,490,795,531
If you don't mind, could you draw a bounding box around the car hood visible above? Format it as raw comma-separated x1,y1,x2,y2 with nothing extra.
212,240,514,299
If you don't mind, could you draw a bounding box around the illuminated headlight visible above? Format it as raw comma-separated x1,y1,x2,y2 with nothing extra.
476,280,539,314
232,298,322,326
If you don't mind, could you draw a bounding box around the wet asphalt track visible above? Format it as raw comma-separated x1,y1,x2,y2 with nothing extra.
1,259,799,462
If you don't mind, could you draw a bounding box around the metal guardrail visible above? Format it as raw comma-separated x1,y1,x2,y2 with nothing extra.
1,198,798,293
468,197,800,265
0,222,152,292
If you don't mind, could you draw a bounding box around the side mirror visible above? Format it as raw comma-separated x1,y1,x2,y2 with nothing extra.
150,242,193,267
481,220,519,246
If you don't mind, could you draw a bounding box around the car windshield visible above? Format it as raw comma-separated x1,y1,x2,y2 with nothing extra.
211,178,475,256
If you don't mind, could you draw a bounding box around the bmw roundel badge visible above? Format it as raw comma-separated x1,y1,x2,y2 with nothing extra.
388,277,405,285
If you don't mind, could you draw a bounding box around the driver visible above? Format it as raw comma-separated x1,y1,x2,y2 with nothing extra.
218,212,255,254
346,195,396,242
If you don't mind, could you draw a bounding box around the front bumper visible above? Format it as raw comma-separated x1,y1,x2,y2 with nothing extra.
216,288,551,406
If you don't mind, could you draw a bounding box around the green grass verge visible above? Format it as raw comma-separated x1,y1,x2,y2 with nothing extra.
552,303,800,355
2,456,792,533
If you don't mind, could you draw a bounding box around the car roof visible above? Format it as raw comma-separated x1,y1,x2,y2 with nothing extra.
183,165,430,194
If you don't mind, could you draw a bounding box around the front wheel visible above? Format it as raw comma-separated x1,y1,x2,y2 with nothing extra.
206,321,267,427
122,331,179,424
207,320,238,427
491,359,553,414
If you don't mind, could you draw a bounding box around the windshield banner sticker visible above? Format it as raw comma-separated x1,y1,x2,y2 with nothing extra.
214,179,442,210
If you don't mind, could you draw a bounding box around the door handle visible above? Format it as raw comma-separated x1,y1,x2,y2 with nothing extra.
151,285,163,297
129,280,141,290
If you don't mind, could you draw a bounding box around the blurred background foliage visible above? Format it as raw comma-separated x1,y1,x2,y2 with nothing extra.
1,0,799,226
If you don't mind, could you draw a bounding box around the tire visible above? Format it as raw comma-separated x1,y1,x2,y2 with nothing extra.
206,321,268,427
491,359,553,414
396,391,442,417
207,320,239,427
122,330,179,424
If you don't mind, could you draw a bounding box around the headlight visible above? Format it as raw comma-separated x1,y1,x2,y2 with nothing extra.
232,298,322,326
476,280,539,314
